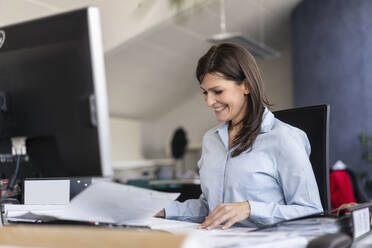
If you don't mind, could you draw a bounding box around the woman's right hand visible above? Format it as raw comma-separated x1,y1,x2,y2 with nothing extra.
155,209,165,218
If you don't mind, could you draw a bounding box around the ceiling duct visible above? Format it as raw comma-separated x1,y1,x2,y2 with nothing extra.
208,0,280,59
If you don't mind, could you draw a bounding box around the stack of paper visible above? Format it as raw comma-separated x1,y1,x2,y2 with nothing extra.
183,231,308,248
3,181,179,225
259,216,344,242
148,218,307,248
148,217,256,235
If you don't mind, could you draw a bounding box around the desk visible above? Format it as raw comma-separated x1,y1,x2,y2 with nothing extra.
2,223,372,248
0,225,186,248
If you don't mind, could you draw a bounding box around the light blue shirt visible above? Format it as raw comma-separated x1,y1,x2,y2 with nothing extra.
165,108,323,227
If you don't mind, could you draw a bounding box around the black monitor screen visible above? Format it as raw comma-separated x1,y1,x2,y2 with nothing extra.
0,8,112,179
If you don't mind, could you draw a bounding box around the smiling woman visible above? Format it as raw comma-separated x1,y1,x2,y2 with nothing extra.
197,43,270,157
158,42,323,229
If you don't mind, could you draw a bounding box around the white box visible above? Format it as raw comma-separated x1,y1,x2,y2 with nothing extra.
24,179,70,205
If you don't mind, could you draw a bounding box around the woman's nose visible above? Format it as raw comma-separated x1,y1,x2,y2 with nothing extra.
205,93,215,107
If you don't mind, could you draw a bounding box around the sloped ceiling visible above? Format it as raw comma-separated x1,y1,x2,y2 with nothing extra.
0,0,302,120
106,0,302,119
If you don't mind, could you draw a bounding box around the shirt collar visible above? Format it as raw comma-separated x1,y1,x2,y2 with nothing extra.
215,107,275,137
215,122,229,151
260,107,275,133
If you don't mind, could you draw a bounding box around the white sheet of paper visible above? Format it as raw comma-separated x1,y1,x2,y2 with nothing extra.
148,217,256,235
4,204,68,223
183,231,308,248
148,218,307,248
56,181,179,225
5,182,179,225
148,217,200,233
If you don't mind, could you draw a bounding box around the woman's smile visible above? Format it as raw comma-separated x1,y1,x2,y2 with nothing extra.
201,73,249,125
213,104,227,112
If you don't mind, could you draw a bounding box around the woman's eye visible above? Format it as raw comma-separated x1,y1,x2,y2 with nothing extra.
215,90,223,95
202,91,207,95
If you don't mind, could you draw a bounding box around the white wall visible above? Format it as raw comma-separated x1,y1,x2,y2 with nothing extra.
110,117,142,161
256,43,294,111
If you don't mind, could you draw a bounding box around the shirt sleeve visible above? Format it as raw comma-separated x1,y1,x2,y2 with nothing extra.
248,130,323,226
164,193,209,221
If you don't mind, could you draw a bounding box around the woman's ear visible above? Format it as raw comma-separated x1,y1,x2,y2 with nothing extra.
243,79,250,95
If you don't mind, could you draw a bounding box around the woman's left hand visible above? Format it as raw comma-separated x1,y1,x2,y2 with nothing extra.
198,201,251,230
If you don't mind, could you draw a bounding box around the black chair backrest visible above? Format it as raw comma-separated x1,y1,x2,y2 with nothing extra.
273,104,330,212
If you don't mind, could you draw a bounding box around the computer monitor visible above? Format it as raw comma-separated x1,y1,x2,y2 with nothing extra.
273,104,330,212
0,7,113,179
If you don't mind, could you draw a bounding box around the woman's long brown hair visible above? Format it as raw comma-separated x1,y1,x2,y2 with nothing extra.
196,42,271,157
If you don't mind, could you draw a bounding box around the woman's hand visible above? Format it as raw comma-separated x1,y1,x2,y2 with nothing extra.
155,209,165,218
198,201,251,230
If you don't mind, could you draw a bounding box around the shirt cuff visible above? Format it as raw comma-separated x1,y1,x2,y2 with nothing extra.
248,201,271,224
164,201,180,218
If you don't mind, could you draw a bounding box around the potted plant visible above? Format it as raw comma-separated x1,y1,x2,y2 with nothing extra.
359,133,372,193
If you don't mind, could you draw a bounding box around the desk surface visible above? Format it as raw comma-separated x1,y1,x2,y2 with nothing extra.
0,224,186,248
1,222,372,248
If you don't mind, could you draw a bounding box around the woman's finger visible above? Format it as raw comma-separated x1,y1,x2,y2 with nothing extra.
222,216,239,230
204,206,231,228
199,206,225,228
204,211,235,230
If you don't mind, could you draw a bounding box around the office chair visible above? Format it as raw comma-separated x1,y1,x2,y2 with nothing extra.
273,104,330,213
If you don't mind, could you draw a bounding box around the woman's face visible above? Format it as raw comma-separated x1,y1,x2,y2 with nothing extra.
200,73,249,125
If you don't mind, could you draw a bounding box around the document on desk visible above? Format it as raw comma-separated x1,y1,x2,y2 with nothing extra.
148,217,256,235
5,181,179,225
183,231,308,248
148,217,307,248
